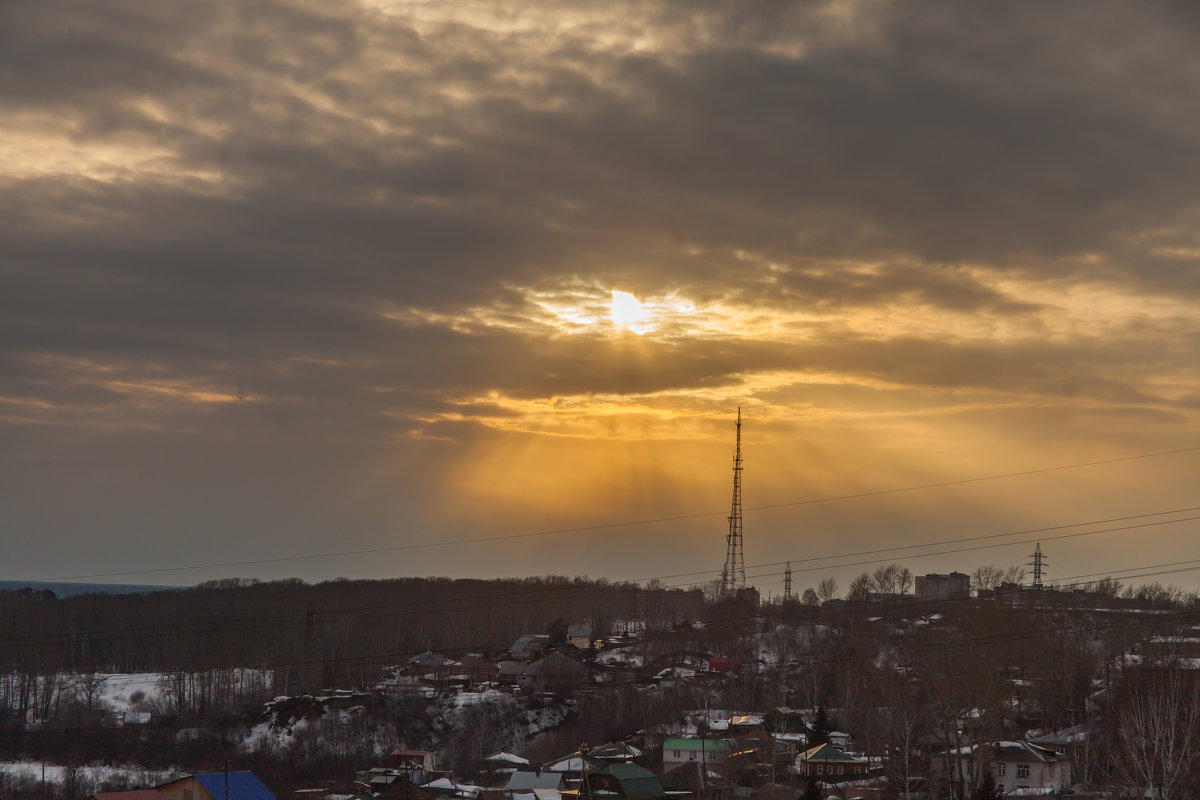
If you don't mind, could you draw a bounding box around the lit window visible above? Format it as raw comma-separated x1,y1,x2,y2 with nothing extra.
1017,764,1030,778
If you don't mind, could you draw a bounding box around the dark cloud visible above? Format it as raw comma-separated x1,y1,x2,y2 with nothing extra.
2,0,1199,584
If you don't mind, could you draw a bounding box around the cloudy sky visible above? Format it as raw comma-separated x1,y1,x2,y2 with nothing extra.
3,1,1200,594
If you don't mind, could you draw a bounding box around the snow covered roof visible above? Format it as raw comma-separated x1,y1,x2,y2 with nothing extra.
484,752,531,766
422,778,481,797
1028,723,1095,746
948,741,1061,762
654,667,696,680
799,744,867,763
728,715,763,727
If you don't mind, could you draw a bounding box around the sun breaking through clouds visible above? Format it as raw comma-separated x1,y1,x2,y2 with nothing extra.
1,0,1199,592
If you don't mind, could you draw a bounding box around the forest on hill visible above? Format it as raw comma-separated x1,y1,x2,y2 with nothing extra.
0,575,704,716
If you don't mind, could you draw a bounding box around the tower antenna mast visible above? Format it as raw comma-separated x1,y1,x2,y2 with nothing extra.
1029,543,1047,589
720,408,746,597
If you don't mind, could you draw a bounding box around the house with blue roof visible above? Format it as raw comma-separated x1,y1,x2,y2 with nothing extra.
157,771,275,800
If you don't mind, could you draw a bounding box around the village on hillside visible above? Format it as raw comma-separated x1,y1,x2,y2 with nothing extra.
3,568,1199,800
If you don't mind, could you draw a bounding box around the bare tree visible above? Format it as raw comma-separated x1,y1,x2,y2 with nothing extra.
847,572,873,602
1002,565,1026,585
74,671,108,713
801,588,819,606
970,565,1005,592
816,578,839,603
1114,666,1200,799
870,564,913,595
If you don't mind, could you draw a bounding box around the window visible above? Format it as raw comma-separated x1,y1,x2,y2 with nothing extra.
1017,764,1030,778
673,751,681,759
996,764,1006,776
817,765,824,775
837,766,844,775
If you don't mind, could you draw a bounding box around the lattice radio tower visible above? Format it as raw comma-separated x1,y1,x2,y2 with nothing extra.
783,562,793,603
1028,542,1047,589
719,407,746,597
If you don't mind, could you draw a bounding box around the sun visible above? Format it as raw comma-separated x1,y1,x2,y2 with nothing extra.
611,290,651,334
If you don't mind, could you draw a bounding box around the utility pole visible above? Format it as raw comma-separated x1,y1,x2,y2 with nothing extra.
719,408,746,597
783,562,793,603
579,742,591,799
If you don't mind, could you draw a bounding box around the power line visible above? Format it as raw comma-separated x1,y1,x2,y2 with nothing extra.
1,505,1198,654
26,444,1200,583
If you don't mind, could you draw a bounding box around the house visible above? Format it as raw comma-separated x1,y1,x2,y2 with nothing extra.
658,762,732,800
156,772,274,800
497,660,527,684
797,744,870,781
566,763,664,800
413,652,447,674
567,624,593,649
763,706,809,735
356,769,433,799
507,771,570,795
457,654,497,682
511,635,550,661
391,750,438,784
662,738,730,766
478,752,530,788
948,741,1071,797
520,653,587,692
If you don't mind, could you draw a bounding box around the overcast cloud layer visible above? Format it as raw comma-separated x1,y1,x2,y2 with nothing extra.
3,1,1199,592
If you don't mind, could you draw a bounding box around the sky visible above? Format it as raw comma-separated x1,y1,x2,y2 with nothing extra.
3,1,1200,596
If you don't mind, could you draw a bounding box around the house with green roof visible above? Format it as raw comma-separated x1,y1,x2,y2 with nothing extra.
797,743,869,781
565,763,664,800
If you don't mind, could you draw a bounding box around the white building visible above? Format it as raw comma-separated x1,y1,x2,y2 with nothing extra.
950,741,1071,796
